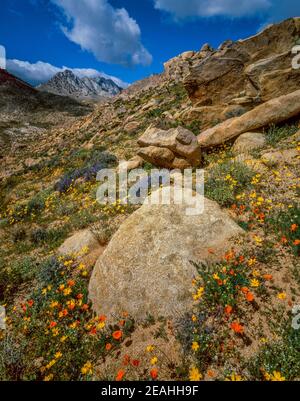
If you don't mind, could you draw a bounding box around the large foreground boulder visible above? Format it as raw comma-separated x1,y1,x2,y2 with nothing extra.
198,89,300,148
138,126,201,169
89,188,244,320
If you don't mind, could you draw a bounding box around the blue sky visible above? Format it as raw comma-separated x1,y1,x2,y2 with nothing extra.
0,0,299,86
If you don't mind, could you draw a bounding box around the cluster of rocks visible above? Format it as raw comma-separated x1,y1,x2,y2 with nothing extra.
136,88,300,168
137,125,201,169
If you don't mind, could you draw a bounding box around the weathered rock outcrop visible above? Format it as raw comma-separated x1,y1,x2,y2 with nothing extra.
89,188,244,320
179,104,248,131
138,126,201,168
184,18,300,106
198,89,300,147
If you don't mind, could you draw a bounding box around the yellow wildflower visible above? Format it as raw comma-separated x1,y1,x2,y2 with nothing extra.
43,374,54,381
250,279,260,288
225,373,243,381
81,361,93,375
189,366,202,381
150,357,158,365
192,342,200,352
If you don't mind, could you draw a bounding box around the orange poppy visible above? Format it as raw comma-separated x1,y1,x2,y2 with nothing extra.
231,322,244,334
89,327,97,335
281,236,288,244
224,305,233,316
67,280,75,287
291,224,298,232
150,368,158,380
105,343,112,351
27,300,34,307
116,369,125,381
263,274,273,281
82,304,89,311
49,321,57,328
225,250,235,261
98,315,106,322
132,359,140,367
241,287,249,294
112,330,123,340
246,292,254,302
294,239,300,246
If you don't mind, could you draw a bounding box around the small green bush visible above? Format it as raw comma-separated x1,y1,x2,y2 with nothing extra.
265,124,298,146
205,161,254,207
266,205,300,256
0,257,38,301
247,324,300,380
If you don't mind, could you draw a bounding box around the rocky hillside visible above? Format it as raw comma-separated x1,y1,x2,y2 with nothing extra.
0,69,92,169
38,70,122,100
0,18,299,382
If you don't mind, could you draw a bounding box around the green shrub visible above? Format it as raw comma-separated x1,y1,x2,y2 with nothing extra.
11,226,27,243
191,259,250,308
184,120,202,135
37,256,64,286
205,161,254,207
266,205,300,256
30,226,69,249
0,257,38,301
265,124,298,146
247,323,300,380
0,335,26,380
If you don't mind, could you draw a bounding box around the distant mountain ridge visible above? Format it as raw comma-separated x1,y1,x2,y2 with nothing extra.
37,70,122,100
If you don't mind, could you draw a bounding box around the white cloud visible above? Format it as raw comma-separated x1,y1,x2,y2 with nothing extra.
51,0,152,66
154,0,271,19
6,59,129,87
6,59,60,84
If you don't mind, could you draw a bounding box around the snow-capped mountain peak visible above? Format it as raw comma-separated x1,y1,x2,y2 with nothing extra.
37,69,123,100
